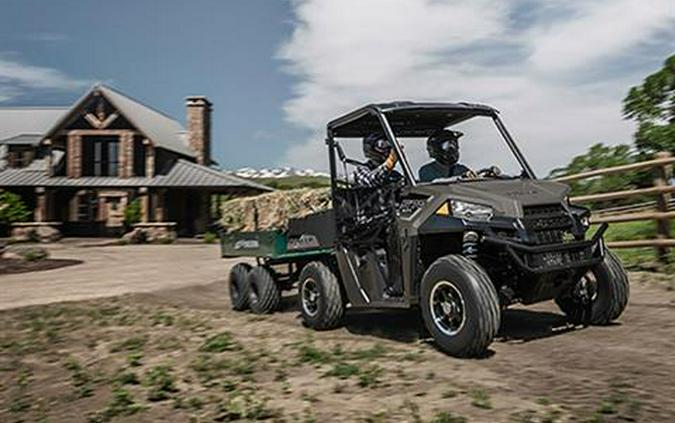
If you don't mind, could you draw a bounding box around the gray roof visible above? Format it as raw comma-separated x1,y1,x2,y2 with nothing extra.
42,84,195,157
0,159,272,191
0,134,43,146
0,107,68,141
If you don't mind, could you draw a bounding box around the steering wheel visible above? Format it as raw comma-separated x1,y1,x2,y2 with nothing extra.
475,166,502,178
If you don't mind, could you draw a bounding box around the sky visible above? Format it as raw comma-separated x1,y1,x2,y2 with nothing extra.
0,0,673,175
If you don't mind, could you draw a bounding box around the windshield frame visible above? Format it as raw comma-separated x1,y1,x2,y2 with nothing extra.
326,105,537,189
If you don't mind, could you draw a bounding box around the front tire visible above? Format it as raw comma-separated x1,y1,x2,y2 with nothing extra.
556,250,629,325
228,263,251,311
298,261,344,330
247,266,281,314
420,255,500,358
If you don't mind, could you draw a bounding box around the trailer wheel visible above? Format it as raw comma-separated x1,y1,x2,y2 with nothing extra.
298,261,344,330
228,263,252,311
420,255,500,358
247,266,281,314
555,250,629,325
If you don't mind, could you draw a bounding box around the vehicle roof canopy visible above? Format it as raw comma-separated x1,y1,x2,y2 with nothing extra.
327,102,498,138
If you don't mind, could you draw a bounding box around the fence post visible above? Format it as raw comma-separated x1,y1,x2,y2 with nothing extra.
653,152,672,263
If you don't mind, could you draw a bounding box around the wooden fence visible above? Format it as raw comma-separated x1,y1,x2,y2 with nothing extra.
554,152,675,262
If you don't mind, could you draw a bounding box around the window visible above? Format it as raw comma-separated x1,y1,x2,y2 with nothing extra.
84,136,119,176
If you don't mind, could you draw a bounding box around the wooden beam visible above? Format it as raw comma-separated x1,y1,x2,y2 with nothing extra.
554,156,675,182
592,211,675,223
607,239,675,248
570,185,675,203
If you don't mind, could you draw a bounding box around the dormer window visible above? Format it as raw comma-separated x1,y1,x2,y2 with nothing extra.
83,136,119,177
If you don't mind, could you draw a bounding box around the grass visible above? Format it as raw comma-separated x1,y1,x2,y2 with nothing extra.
89,386,145,422
109,335,147,353
253,175,330,190
598,220,675,270
323,362,360,380
143,365,178,401
199,331,240,353
430,411,468,423
469,388,492,410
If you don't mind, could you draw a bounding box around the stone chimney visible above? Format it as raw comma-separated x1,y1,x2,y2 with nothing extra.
185,96,212,165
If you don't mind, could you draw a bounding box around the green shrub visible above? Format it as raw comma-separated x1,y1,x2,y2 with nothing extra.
19,247,49,262
0,191,31,224
203,231,218,244
123,199,142,227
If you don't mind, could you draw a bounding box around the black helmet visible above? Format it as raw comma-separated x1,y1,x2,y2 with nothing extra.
427,129,463,166
363,133,391,164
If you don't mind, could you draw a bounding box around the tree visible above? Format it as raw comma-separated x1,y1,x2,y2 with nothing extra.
0,191,31,224
623,55,675,156
548,143,642,202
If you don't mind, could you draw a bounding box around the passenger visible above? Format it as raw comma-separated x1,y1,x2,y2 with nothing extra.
418,129,470,182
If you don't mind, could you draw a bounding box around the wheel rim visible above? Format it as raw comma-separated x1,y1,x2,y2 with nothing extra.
429,280,466,336
574,271,598,304
301,278,320,317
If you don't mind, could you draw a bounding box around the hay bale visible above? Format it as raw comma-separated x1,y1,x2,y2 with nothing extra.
219,188,332,233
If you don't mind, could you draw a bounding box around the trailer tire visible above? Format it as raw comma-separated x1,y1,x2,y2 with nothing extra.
556,250,629,325
248,266,281,314
298,261,344,330
420,255,500,358
229,263,252,311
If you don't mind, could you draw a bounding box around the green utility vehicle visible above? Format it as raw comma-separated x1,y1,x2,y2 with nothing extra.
221,102,629,357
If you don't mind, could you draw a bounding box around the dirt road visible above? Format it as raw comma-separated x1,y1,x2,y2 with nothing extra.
0,242,245,310
148,278,675,421
1,244,674,421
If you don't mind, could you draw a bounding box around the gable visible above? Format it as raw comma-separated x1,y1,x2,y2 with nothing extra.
42,84,195,158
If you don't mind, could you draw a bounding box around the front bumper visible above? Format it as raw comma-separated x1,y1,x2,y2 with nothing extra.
483,223,607,273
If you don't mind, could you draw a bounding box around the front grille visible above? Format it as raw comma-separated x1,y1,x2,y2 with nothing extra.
522,204,573,244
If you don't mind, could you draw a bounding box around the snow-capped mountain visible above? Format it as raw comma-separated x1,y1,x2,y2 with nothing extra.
231,167,329,179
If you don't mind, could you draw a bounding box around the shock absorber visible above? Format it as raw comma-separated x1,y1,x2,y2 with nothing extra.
462,231,479,260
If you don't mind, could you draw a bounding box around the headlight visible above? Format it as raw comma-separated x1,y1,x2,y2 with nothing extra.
450,200,494,222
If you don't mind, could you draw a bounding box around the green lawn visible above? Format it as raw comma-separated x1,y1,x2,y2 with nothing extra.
599,220,674,270
253,176,330,190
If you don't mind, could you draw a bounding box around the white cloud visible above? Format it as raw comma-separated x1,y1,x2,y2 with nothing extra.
277,0,675,175
0,54,86,102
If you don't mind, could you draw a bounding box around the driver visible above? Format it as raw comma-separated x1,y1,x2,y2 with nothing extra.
352,133,403,298
418,129,470,182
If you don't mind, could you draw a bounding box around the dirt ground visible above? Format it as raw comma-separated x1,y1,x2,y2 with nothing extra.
1,244,674,422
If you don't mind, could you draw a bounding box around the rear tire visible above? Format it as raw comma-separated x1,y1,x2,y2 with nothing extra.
247,266,281,314
556,250,629,325
228,263,251,311
420,255,500,358
298,261,344,330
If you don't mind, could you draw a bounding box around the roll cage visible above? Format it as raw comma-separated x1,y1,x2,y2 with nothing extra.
325,102,537,189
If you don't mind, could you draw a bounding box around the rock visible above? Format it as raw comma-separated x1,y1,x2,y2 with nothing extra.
34,225,61,243
121,228,147,244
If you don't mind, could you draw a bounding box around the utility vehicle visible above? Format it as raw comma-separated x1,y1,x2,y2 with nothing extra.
221,102,629,357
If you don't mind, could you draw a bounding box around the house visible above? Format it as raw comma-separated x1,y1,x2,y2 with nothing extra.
0,84,271,238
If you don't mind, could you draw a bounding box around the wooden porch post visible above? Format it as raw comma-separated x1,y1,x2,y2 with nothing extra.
139,187,149,223
154,189,166,222
654,152,672,263
34,187,47,222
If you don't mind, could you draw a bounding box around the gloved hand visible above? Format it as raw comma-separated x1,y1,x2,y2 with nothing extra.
384,150,398,170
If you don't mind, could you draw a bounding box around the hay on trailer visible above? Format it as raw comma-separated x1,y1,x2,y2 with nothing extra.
219,188,332,233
